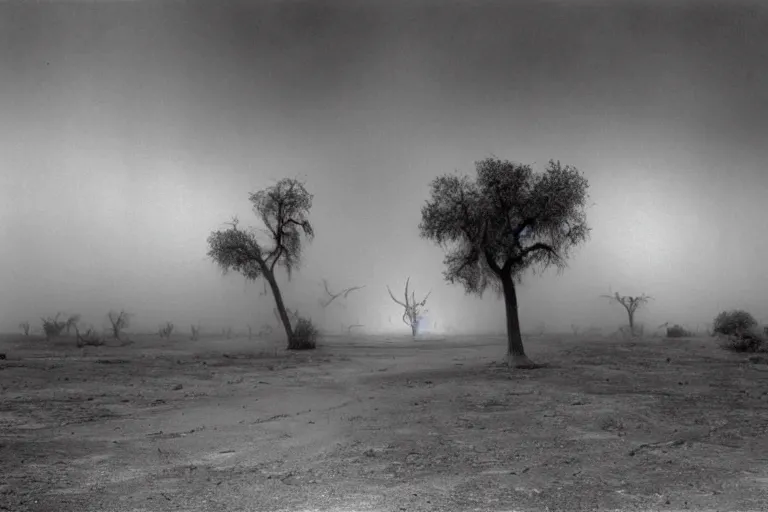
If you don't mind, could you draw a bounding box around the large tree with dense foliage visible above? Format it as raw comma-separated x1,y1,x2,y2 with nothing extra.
419,158,591,368
207,178,314,349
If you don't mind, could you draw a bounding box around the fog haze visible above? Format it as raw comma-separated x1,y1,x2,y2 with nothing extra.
2,1,767,336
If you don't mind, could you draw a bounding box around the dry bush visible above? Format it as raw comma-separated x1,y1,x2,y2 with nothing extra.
190,324,200,341
288,316,318,350
19,321,30,336
666,324,692,338
41,313,67,340
158,322,174,339
75,325,106,347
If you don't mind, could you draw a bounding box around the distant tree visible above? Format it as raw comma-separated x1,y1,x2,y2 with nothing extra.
386,277,431,338
107,310,132,341
158,322,174,339
64,314,81,336
600,291,652,337
19,321,30,336
207,178,315,349
419,158,591,368
41,313,67,340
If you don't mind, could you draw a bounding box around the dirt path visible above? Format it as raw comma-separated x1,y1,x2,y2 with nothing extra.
2,333,768,511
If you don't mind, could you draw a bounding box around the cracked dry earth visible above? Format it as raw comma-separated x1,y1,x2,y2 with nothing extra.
2,332,768,511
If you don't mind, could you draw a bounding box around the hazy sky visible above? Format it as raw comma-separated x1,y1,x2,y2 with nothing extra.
2,1,767,336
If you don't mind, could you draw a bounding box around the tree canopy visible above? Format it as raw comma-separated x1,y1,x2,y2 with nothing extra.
419,158,591,295
207,178,314,281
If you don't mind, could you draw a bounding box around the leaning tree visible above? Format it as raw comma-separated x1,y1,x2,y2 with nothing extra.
419,158,591,368
207,178,314,349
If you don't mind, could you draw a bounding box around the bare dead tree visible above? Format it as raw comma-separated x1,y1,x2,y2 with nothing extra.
190,324,200,341
319,279,366,308
570,323,580,336
222,327,233,339
600,291,652,336
19,321,30,336
107,310,132,341
386,277,431,337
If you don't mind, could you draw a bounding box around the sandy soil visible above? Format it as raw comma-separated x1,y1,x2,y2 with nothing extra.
1,331,768,512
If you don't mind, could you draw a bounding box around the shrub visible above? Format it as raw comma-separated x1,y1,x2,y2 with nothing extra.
75,325,105,347
289,316,318,350
718,329,764,353
158,322,174,339
19,321,30,336
713,310,757,336
190,324,200,341
41,314,67,340
666,324,692,338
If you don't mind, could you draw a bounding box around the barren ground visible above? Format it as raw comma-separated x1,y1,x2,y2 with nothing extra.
1,331,768,512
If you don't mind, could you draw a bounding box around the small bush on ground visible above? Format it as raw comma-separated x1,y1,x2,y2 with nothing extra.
289,316,318,350
667,324,692,338
713,309,757,336
75,325,105,347
718,329,765,353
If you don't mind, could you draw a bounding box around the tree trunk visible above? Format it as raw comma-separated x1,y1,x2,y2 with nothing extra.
628,310,635,336
262,268,294,346
501,273,536,369
411,321,418,338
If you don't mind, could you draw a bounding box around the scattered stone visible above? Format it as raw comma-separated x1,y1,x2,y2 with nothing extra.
172,384,183,390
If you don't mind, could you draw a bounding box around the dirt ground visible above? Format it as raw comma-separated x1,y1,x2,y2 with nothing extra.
1,331,768,512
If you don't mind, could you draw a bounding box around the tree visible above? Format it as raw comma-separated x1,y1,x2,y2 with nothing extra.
64,314,81,336
600,291,652,337
107,310,132,341
419,158,590,368
386,277,432,337
319,279,366,308
207,178,314,349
